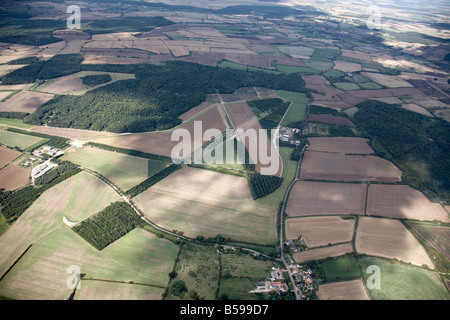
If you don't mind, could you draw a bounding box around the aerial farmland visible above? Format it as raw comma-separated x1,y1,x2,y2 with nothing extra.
0,0,448,305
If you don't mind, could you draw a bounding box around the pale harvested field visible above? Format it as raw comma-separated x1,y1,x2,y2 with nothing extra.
0,84,29,91
0,91,13,101
293,243,353,263
356,217,434,268
166,45,190,57
0,227,176,300
367,185,450,222
0,171,120,278
83,40,134,49
0,146,22,168
81,55,174,65
333,61,361,72
178,101,213,122
0,164,30,190
88,105,228,158
0,91,54,113
133,166,277,245
286,216,355,248
300,151,402,182
286,181,367,217
348,87,424,99
307,137,374,154
30,126,113,139
317,280,369,300
75,281,164,300
41,76,87,94
361,72,413,88
303,75,328,85
341,50,372,61
401,103,434,117
225,102,282,176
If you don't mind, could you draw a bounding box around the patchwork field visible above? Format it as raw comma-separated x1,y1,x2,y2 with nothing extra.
355,217,434,268
0,164,30,190
0,91,54,113
299,151,402,182
62,146,168,191
333,61,362,73
317,280,369,300
0,130,46,150
292,243,353,263
306,137,374,154
366,185,450,222
88,105,228,158
361,72,413,88
224,101,281,176
286,181,367,217
0,227,177,300
308,114,355,127
74,281,165,300
285,216,355,248
359,258,449,300
133,166,277,245
0,145,22,168
408,222,450,260
30,126,113,139
40,76,87,94
0,171,120,278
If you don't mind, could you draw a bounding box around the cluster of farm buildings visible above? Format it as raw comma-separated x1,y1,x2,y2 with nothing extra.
279,127,302,146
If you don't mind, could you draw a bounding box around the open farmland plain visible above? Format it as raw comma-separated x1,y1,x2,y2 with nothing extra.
285,181,367,217
88,105,228,158
0,146,22,168
0,171,120,278
133,166,277,245
0,227,177,300
299,151,402,182
0,91,54,113
355,217,434,268
285,216,355,248
367,185,450,222
306,137,374,154
0,0,449,302
62,146,168,191
292,243,353,263
317,280,369,300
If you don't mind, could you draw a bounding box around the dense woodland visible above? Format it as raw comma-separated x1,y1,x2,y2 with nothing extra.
72,201,144,251
353,100,450,203
247,172,283,200
81,74,111,86
11,58,306,133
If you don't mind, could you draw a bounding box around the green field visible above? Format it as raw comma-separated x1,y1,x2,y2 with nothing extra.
0,227,177,300
0,130,46,150
276,64,321,74
218,61,280,75
0,118,33,129
304,60,334,71
256,147,298,207
343,107,359,117
359,258,450,300
62,146,168,191
0,171,120,282
167,242,219,300
333,82,360,91
321,255,361,282
357,82,383,89
278,90,309,126
218,252,274,300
